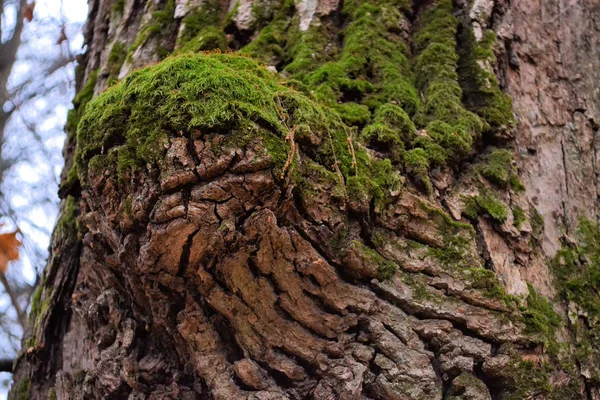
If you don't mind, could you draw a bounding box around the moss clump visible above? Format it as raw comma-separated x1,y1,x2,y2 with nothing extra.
418,199,476,234
180,27,227,53
62,71,98,192
176,0,228,53
345,157,402,210
503,360,553,400
241,0,305,68
65,69,98,136
428,233,471,270
127,0,176,60
528,208,544,243
280,22,331,78
123,195,133,218
478,149,511,184
107,41,127,83
513,205,526,229
404,148,432,194
29,284,43,321
111,0,125,15
305,0,418,118
75,53,398,209
474,148,525,193
501,350,581,400
546,218,600,385
457,28,514,134
509,175,525,192
361,104,414,154
297,158,346,200
551,218,600,319
177,1,221,45
336,102,371,126
463,190,508,222
413,0,485,162
468,268,519,306
55,196,79,238
14,378,30,400
521,283,561,341
354,241,398,280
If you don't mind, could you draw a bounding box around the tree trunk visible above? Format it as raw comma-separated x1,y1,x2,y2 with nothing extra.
10,0,600,399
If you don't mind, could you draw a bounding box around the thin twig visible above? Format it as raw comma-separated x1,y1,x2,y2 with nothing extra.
0,274,26,329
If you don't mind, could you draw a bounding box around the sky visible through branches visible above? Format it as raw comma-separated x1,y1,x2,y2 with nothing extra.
0,0,87,396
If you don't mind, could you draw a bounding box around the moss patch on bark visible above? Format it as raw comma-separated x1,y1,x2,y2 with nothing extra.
74,53,399,209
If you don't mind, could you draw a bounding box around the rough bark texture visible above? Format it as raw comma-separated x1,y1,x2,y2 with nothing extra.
9,0,600,399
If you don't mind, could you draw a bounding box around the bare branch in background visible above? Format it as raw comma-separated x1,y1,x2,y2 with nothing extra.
0,275,24,329
0,359,13,373
0,0,86,392
0,0,28,142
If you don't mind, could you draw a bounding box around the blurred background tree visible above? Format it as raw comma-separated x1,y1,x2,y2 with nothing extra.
0,0,86,396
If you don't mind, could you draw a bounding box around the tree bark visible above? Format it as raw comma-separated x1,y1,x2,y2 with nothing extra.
9,0,600,399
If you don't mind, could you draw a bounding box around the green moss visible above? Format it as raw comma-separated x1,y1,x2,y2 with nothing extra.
297,159,345,199
303,0,419,118
29,285,43,321
176,0,228,53
61,70,99,194
475,148,524,192
281,22,331,78
345,157,402,210
428,233,471,271
418,199,475,234
178,1,221,44
378,259,398,280
180,27,227,53
513,205,526,229
462,190,508,222
111,0,125,15
476,192,508,222
413,0,486,162
124,195,133,218
48,387,58,400
55,196,79,238
509,173,525,192
531,208,544,238
14,378,30,400
467,268,519,306
241,0,517,198
551,218,600,319
354,240,398,280
107,41,127,81
503,360,553,400
479,149,512,185
457,28,514,134
361,104,414,154
336,102,371,126
402,273,435,301
66,69,98,136
522,283,561,341
404,148,432,194
501,350,582,400
127,0,175,60
239,0,312,67
75,53,398,210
